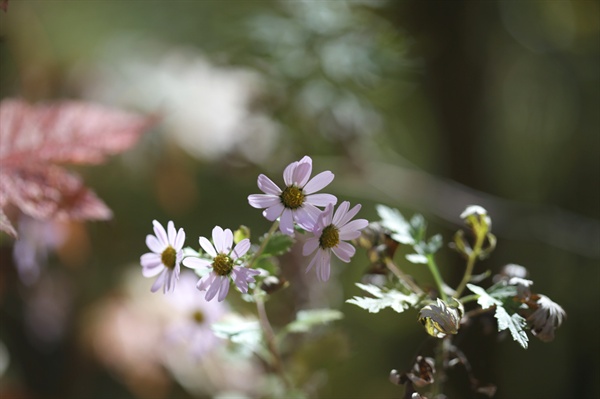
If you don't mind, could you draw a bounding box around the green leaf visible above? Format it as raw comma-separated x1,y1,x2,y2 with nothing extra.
259,232,295,258
346,283,420,313
466,283,501,309
376,204,413,244
495,306,529,349
406,253,428,264
425,234,443,254
284,309,344,333
211,316,263,356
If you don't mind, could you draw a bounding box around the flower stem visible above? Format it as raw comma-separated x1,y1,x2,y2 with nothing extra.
255,293,291,389
248,220,280,269
454,232,485,298
426,254,448,302
385,258,424,295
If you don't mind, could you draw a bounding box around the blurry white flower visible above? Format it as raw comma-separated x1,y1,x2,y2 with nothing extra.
527,294,566,342
79,39,278,162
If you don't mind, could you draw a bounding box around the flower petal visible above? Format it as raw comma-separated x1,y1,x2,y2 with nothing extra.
318,250,331,282
223,228,234,253
217,277,230,302
197,272,216,291
293,161,312,187
182,257,212,269
303,171,334,194
212,226,226,253
205,276,223,301
338,203,362,228
332,241,355,263
146,234,164,254
338,219,369,240
257,174,282,195
305,252,319,274
305,193,337,207
332,201,350,226
150,269,167,293
295,205,320,231
283,160,299,186
303,237,319,256
141,253,164,276
167,221,176,246
279,208,294,235
232,238,250,259
248,194,280,209
264,203,284,221
200,236,217,258
175,227,186,250
153,220,169,247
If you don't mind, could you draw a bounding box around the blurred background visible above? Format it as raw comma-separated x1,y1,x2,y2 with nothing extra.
0,1,598,398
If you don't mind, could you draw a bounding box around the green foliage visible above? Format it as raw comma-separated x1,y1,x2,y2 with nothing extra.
467,284,529,349
284,309,344,334
211,317,265,357
259,232,295,258
346,283,420,314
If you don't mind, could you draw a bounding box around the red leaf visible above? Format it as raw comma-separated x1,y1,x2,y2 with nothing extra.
0,99,153,237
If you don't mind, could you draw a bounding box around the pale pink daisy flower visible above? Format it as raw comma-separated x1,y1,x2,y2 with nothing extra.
140,220,185,293
248,155,337,235
182,226,260,302
303,201,368,281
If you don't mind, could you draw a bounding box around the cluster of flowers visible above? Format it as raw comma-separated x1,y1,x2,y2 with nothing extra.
140,156,368,301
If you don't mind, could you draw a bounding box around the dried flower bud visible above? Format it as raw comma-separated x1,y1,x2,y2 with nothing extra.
418,298,464,338
527,294,566,342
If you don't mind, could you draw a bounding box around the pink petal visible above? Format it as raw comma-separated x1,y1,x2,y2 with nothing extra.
163,270,173,293
303,237,319,256
279,208,294,235
305,193,337,207
305,252,319,274
199,236,217,258
175,228,186,250
318,251,331,282
264,203,284,221
217,277,230,302
197,273,216,291
332,201,350,226
303,171,334,194
283,160,299,186
141,253,164,276
294,205,320,231
146,234,164,254
337,203,362,228
321,203,334,226
248,194,280,209
257,174,282,195
167,221,176,246
232,238,250,259
151,269,167,293
293,161,312,187
222,228,234,253
182,257,211,269
332,241,355,263
152,220,168,247
212,226,226,253
205,276,223,301
338,219,369,240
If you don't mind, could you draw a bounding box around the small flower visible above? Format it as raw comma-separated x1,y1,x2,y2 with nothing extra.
248,155,337,235
140,220,185,293
164,272,227,358
183,226,259,302
527,294,566,342
418,298,464,338
303,201,368,281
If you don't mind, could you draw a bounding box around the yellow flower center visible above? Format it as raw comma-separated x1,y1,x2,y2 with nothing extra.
280,185,305,209
192,310,205,324
161,246,177,270
213,253,234,276
319,225,340,249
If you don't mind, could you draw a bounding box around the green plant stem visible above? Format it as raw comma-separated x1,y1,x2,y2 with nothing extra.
247,220,280,269
454,232,485,298
255,294,291,390
385,258,424,295
426,254,448,302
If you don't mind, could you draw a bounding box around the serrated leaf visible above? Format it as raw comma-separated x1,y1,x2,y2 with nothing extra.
376,204,413,244
0,99,153,234
346,283,419,313
495,306,529,349
285,309,343,333
467,283,501,309
259,232,294,258
425,234,443,254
